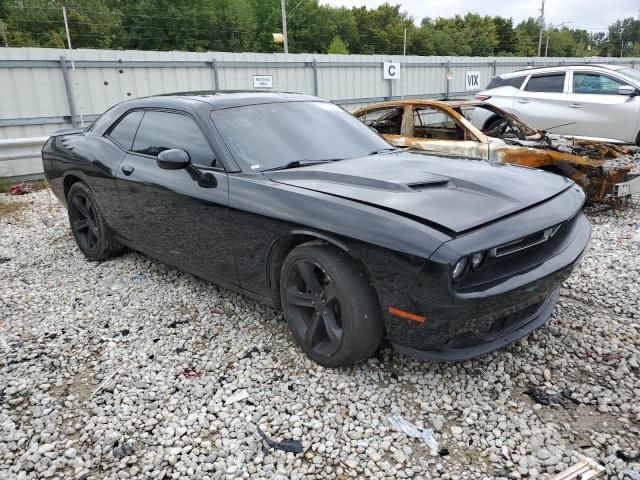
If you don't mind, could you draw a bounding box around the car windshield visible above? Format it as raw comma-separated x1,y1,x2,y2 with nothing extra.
618,67,640,84
211,101,391,172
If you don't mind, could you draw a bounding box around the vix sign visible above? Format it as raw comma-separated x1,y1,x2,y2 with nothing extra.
465,71,481,91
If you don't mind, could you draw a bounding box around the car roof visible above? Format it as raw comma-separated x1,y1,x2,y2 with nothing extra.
121,91,325,110
353,98,484,111
501,63,627,78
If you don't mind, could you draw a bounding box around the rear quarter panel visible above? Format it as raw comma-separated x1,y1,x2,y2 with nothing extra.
42,133,126,228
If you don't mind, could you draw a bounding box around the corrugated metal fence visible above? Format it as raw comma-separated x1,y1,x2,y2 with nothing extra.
1,47,639,178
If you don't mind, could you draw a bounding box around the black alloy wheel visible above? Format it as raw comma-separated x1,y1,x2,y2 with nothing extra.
284,259,344,357
280,244,383,367
67,182,124,261
69,192,99,253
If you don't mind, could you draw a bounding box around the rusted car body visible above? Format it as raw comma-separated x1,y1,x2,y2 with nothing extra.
353,99,640,206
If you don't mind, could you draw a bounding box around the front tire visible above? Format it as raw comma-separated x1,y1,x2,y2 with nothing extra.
67,182,124,261
280,244,383,367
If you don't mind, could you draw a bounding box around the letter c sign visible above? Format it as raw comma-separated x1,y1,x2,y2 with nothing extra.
383,62,401,80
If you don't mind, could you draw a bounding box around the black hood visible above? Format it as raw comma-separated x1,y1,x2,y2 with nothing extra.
266,151,574,234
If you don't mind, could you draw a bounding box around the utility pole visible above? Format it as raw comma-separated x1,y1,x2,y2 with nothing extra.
280,0,288,54
62,6,75,70
537,0,545,57
401,27,407,99
0,20,8,47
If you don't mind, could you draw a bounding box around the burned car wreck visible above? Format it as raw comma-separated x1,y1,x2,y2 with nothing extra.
354,100,640,206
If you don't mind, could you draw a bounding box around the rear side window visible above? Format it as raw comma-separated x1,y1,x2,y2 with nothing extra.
486,76,525,89
108,110,144,150
524,73,566,93
573,73,626,95
132,111,217,167
413,107,467,141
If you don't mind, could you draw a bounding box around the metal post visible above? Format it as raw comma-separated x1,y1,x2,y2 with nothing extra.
385,61,392,100
445,62,451,100
62,6,75,70
60,56,79,128
401,28,407,99
280,0,288,54
492,60,497,76
0,20,8,47
312,59,318,96
545,32,550,58
211,58,219,91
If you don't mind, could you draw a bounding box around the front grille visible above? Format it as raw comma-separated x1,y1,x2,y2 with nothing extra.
491,224,561,258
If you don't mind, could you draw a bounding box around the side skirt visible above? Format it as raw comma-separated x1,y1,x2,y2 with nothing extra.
114,236,276,308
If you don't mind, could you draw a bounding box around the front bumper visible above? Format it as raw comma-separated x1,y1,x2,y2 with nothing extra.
385,206,591,361
393,288,560,361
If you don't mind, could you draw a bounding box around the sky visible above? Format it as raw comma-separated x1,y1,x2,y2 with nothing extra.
321,0,639,32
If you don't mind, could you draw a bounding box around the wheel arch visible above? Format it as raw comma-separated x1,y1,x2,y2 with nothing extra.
62,171,89,201
266,229,379,310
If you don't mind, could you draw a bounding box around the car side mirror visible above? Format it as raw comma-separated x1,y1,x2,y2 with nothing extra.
618,85,637,96
157,149,191,169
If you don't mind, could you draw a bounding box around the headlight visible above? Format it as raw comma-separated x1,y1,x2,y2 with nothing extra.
452,257,468,280
471,252,485,269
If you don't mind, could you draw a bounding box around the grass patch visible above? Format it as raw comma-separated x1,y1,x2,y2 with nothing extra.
0,197,26,220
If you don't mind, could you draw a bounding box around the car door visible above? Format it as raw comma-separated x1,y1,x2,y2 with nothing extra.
566,70,640,142
114,109,238,285
514,72,569,133
354,106,407,146
405,106,489,160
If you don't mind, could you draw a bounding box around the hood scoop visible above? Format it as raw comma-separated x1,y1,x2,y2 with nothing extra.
408,180,451,191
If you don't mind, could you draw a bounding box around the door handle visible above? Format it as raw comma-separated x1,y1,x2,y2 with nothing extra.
516,99,530,104
121,164,135,176
568,103,583,109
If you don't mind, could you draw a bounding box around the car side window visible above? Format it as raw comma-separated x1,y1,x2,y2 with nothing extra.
358,107,403,135
573,73,626,95
108,110,144,150
132,111,218,168
487,76,525,89
413,107,466,141
524,73,565,93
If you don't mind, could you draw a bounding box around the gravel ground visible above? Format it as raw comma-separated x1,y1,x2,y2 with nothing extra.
1,189,639,480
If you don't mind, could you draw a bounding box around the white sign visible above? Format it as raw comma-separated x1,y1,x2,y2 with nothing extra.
465,71,481,91
253,75,273,88
383,62,401,80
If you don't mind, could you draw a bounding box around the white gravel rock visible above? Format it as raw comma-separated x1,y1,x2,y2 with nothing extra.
1,190,639,479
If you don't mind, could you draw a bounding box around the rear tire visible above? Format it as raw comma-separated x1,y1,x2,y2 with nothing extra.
67,182,124,261
280,244,383,367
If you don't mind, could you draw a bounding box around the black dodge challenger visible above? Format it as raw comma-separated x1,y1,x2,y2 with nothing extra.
42,92,591,367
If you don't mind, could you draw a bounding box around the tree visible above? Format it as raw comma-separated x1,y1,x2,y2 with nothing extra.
494,17,515,55
327,35,348,54
0,1,636,57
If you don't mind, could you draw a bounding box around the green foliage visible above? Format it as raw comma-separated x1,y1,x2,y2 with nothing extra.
327,35,348,54
0,1,636,57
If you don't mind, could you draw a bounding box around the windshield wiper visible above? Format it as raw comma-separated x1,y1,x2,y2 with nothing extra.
261,159,334,172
